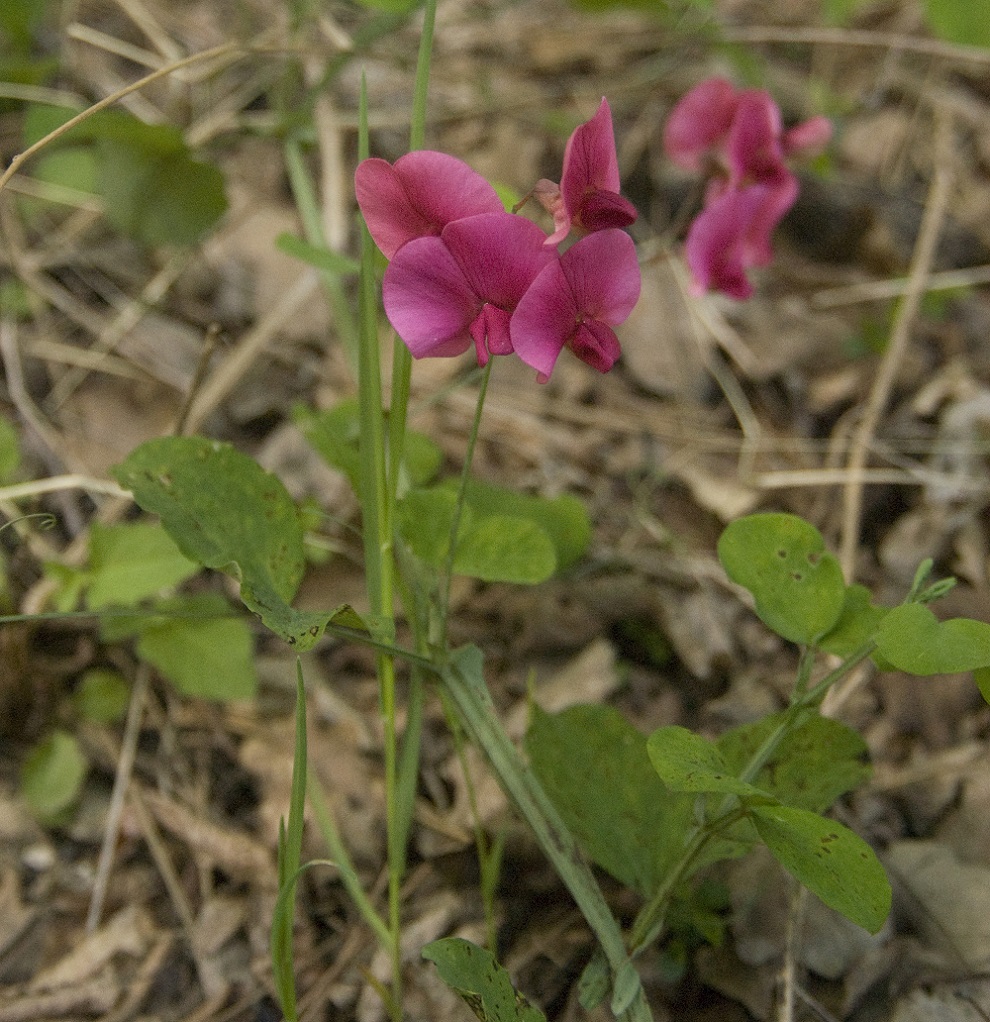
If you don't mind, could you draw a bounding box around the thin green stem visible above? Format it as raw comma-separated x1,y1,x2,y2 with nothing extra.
627,639,879,956
357,77,402,1016
441,649,652,1022
438,360,493,650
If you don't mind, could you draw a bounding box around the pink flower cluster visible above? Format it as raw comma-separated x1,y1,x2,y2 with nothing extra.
663,78,832,300
355,99,640,382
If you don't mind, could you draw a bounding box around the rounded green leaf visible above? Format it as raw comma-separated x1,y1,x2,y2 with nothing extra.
750,804,891,934
875,602,990,676
74,668,130,723
21,730,88,822
647,725,766,799
718,513,846,645
86,521,199,609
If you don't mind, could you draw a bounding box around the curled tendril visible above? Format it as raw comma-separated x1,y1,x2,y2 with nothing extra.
0,512,57,536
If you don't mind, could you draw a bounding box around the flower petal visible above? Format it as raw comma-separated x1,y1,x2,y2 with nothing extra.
684,182,796,300
558,229,641,324
569,320,622,374
355,151,502,259
510,259,575,380
577,189,638,233
383,236,479,357
726,90,788,187
442,213,556,312
664,77,740,170
561,98,622,215
782,115,833,158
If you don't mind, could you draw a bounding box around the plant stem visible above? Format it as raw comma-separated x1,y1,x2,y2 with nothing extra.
442,648,653,1022
627,640,879,955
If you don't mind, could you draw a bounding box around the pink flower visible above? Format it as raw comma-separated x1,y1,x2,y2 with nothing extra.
664,77,831,299
355,151,503,259
382,212,556,365
511,229,641,381
684,182,797,300
534,98,638,247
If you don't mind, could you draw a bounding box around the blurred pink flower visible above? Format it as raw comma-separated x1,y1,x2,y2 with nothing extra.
664,77,831,299
511,229,641,381
355,151,503,259
382,212,556,365
534,98,638,247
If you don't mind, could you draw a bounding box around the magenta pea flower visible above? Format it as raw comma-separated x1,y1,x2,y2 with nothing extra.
664,77,831,299
684,182,797,300
511,228,641,381
533,98,638,247
355,150,503,259
382,212,556,365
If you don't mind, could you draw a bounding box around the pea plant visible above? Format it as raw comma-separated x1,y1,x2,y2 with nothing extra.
4,3,990,1022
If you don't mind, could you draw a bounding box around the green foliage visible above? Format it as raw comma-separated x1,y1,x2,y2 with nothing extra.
818,584,888,657
717,713,870,813
749,804,891,933
353,0,420,12
396,487,557,585
718,513,846,645
423,938,546,1022
526,704,700,897
21,729,87,822
112,436,349,650
0,0,49,50
271,662,308,1022
0,415,21,482
875,602,990,675
295,399,442,494
276,233,360,276
85,522,200,610
131,596,257,701
924,0,990,47
647,726,767,800
73,668,130,724
647,719,889,933
22,105,227,246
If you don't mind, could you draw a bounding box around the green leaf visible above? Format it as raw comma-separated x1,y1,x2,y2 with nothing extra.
456,480,590,571
976,666,990,705
875,602,990,675
276,233,360,276
422,938,546,1022
647,725,768,799
925,0,990,47
818,584,889,657
749,804,891,933
112,437,334,650
74,668,130,724
85,521,200,609
396,488,557,585
295,400,442,493
0,0,49,49
718,513,846,645
97,139,227,246
0,415,21,483
717,713,870,814
21,729,88,822
526,705,698,897
135,596,257,701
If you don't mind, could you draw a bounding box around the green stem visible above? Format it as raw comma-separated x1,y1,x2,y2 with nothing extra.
627,639,879,955
442,649,652,1022
438,360,493,650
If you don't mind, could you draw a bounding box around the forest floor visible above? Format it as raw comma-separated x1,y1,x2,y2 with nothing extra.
3,0,990,1020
